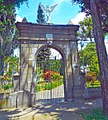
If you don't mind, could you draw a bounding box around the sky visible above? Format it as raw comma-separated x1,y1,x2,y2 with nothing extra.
16,0,86,24
15,0,86,57
15,0,108,56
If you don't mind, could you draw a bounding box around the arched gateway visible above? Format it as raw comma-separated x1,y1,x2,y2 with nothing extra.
16,21,84,106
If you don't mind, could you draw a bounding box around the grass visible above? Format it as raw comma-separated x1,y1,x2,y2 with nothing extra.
82,108,108,120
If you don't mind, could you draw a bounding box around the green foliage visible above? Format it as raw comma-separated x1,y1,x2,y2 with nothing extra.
0,0,28,75
79,42,99,74
0,1,24,56
37,48,51,61
36,80,63,92
80,43,96,65
0,0,28,8
78,16,93,42
4,56,19,79
86,80,101,88
36,58,63,92
50,60,62,73
44,83,51,90
89,55,99,74
3,84,13,90
36,66,43,81
72,0,108,35
82,108,108,120
37,59,62,74
0,4,16,55
36,2,46,24
52,73,63,81
0,56,19,91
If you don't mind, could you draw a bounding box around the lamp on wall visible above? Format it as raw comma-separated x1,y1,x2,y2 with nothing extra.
46,34,53,45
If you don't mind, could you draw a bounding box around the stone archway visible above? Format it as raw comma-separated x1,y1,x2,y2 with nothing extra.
16,22,84,106
35,45,66,102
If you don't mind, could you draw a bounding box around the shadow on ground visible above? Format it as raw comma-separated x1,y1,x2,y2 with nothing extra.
32,98,102,120
0,98,102,120
0,107,34,120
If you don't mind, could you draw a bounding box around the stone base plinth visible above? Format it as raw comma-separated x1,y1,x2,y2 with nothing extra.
73,85,84,99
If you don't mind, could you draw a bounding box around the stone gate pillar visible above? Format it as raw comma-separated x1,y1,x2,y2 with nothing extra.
63,41,84,101
20,44,37,91
71,41,84,99
62,43,74,101
20,44,30,90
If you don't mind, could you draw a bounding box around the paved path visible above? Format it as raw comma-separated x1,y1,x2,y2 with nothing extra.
0,98,102,120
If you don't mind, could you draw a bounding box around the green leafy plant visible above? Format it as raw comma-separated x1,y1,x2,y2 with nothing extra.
52,72,63,81
36,80,63,92
82,108,108,120
3,84,13,90
79,43,99,75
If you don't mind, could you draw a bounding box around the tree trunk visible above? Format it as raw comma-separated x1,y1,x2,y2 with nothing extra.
90,0,108,115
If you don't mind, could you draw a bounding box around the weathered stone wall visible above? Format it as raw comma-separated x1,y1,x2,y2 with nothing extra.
83,88,101,99
0,91,31,108
0,88,101,108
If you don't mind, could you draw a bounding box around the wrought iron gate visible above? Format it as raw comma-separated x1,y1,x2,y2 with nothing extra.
35,59,64,103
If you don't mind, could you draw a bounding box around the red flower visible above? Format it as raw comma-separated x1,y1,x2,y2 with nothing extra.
42,70,55,81
4,75,7,79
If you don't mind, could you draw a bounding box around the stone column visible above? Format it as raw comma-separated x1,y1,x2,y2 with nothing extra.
20,44,30,90
71,42,84,99
20,45,36,91
64,43,74,101
20,45,37,106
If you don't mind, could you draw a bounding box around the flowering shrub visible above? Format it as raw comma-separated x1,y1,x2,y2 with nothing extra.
86,72,96,82
3,74,11,81
3,75,7,80
42,70,55,81
42,70,62,82
37,70,63,91
85,72,101,87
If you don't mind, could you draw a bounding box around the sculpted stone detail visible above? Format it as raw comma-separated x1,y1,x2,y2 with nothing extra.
40,2,58,23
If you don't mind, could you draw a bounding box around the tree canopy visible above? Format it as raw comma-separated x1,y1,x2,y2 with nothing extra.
0,0,28,8
0,0,28,75
79,42,99,74
36,2,46,24
78,16,93,42
37,48,51,62
72,0,108,35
